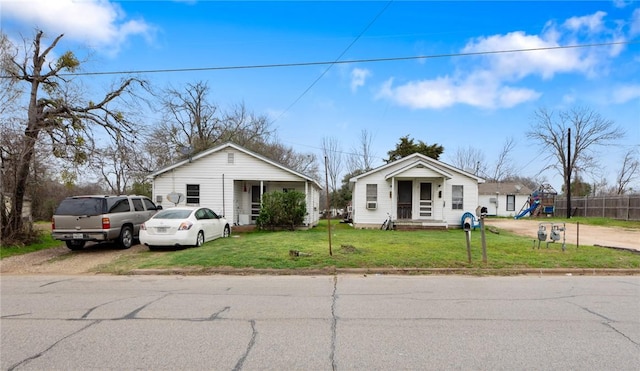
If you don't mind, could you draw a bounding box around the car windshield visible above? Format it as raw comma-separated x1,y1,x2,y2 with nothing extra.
153,209,193,219
55,198,106,216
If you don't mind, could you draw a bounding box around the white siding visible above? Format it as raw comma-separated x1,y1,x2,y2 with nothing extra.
151,146,321,227
479,193,530,217
351,154,481,228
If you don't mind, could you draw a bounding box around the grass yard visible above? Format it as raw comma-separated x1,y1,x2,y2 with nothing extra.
101,220,640,273
0,226,62,259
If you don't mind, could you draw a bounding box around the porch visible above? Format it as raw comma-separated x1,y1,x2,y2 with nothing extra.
393,219,449,230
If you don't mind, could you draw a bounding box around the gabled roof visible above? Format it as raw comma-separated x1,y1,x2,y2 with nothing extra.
146,142,322,189
350,153,484,183
478,182,532,195
384,159,454,180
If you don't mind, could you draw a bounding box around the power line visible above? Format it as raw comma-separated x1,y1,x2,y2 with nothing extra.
1,40,635,79
274,0,394,123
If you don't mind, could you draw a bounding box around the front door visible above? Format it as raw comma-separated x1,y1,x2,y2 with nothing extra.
419,182,432,217
397,181,412,219
251,185,261,221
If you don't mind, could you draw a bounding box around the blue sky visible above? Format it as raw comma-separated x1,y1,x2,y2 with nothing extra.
2,0,639,192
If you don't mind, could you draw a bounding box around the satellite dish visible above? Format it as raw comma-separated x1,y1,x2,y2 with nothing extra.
167,192,185,205
515,185,522,192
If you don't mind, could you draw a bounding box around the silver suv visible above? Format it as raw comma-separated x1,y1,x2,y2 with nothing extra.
51,195,162,250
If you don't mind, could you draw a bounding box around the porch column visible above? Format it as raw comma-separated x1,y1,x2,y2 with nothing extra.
391,177,395,219
260,180,264,200
304,181,309,225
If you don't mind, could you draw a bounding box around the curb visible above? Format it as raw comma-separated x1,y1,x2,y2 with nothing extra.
128,267,640,276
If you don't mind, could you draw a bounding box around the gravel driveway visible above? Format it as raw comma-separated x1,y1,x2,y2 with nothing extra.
485,218,640,251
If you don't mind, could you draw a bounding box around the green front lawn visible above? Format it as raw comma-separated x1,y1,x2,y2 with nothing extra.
1,233,63,259
100,220,640,273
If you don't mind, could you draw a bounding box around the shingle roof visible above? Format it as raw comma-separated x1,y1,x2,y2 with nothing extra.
478,182,532,195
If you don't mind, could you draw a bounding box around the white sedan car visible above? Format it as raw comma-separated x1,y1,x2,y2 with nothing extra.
139,207,231,250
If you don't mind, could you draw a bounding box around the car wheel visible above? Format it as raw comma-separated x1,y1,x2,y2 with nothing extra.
118,226,133,249
195,231,204,247
65,240,86,251
223,225,231,238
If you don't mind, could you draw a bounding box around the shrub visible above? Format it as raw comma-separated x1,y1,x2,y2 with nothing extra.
256,191,307,231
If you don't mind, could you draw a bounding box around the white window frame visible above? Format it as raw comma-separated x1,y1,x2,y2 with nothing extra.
451,185,463,210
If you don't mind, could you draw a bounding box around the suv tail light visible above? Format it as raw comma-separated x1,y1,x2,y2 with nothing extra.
102,217,111,229
51,217,55,230
140,223,146,231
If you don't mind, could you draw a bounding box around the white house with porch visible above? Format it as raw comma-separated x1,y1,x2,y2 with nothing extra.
146,142,322,228
349,153,484,229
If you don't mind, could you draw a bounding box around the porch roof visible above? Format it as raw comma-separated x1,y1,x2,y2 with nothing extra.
384,159,453,180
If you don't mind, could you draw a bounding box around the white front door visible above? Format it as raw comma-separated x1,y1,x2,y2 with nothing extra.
419,182,433,218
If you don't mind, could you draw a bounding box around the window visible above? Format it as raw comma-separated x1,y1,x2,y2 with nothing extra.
365,184,378,209
132,198,145,211
283,188,295,193
108,198,131,213
366,184,377,202
451,185,463,210
506,195,515,211
143,198,158,211
186,184,200,204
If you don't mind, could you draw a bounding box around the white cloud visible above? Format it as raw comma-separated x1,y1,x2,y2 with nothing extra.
350,68,371,92
462,31,586,80
631,8,640,36
2,0,154,55
376,10,628,110
610,84,640,104
376,75,540,110
563,11,607,34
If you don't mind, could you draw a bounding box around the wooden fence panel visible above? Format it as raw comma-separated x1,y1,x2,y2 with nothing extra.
554,195,640,221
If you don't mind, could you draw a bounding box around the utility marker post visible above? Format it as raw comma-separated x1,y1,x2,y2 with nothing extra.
476,206,488,263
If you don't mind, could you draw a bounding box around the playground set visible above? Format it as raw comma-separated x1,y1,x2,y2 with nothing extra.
514,184,558,219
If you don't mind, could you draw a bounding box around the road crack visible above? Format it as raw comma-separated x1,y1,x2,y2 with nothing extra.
7,320,100,371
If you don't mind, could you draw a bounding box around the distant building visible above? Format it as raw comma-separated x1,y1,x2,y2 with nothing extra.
478,182,532,217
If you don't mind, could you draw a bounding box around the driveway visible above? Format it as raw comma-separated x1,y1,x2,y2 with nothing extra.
485,218,640,252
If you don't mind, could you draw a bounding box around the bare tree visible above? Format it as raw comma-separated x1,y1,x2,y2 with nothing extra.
157,82,274,158
448,146,486,176
347,129,376,173
321,136,343,193
160,81,220,155
1,30,146,242
0,33,22,118
90,135,138,195
614,149,639,195
526,106,625,197
248,140,319,180
488,137,516,181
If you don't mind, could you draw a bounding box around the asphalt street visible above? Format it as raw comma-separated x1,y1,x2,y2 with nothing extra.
1,274,639,370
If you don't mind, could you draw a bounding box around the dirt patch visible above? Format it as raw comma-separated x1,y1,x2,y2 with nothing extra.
485,218,640,251
0,242,147,275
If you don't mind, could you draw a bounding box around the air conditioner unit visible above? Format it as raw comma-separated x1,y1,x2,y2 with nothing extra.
366,201,377,210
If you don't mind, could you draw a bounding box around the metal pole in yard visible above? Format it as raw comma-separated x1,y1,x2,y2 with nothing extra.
325,156,332,256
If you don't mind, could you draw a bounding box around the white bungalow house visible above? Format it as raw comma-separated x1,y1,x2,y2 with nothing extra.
146,142,322,228
349,153,484,229
478,182,532,217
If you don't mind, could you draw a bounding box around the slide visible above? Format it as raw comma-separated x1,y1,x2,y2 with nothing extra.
515,201,540,219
